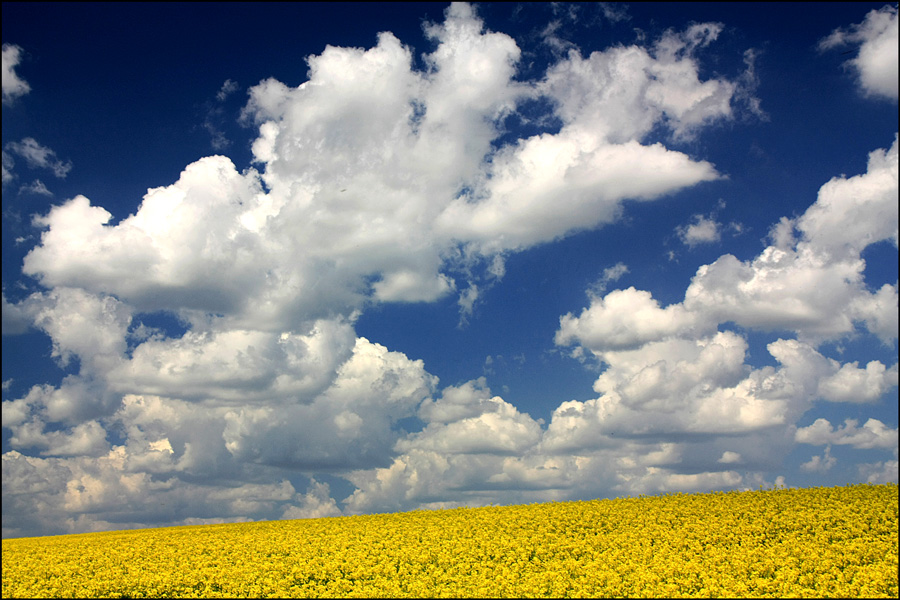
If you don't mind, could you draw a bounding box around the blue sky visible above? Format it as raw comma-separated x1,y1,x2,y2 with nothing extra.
2,2,897,538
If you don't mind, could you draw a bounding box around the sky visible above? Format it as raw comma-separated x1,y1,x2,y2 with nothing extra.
1,2,897,539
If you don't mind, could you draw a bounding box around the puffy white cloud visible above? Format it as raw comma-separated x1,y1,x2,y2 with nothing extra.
17,4,748,336
27,288,132,374
817,359,899,403
546,144,898,488
795,417,899,449
820,4,899,100
796,135,899,256
398,379,542,455
765,338,898,404
547,331,801,444
111,318,357,404
221,337,436,471
541,24,732,143
2,43,30,104
0,446,305,538
436,137,720,254
857,448,899,484
684,136,899,343
677,214,721,247
4,3,895,538
23,158,276,325
555,287,708,352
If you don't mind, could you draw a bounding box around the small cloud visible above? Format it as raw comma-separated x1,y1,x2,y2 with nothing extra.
18,179,53,197
2,150,15,185
203,115,232,151
216,78,240,102
800,445,836,472
589,262,629,296
818,4,899,101
677,214,721,247
457,284,480,326
735,48,768,121
718,451,742,464
203,80,241,150
5,138,72,178
2,43,31,105
598,2,630,24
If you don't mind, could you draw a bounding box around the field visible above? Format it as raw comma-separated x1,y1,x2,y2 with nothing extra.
2,483,897,598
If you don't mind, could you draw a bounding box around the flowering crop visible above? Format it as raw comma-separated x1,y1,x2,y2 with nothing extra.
2,483,897,598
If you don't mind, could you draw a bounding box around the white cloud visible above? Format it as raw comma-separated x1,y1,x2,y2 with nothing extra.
2,150,14,185
398,378,542,455
27,288,132,376
220,337,437,470
21,4,749,336
2,43,30,104
800,445,836,473
3,3,896,538
589,262,629,295
684,136,899,344
817,360,899,403
677,214,721,247
556,287,708,352
718,451,742,464
17,179,53,196
5,138,72,178
110,318,357,404
795,417,899,449
858,448,899,483
819,4,899,100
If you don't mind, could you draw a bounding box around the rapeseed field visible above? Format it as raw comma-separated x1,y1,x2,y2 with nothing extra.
2,482,897,598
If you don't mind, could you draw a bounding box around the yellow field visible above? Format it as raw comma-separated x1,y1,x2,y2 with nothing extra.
2,483,897,598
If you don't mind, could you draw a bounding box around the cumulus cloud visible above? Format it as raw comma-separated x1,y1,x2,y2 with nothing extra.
2,43,30,104
549,135,898,460
556,287,709,352
819,4,899,100
684,135,899,343
281,479,342,520
399,378,542,456
677,214,722,247
19,3,749,335
795,417,899,449
2,3,895,538
538,135,898,510
800,446,836,472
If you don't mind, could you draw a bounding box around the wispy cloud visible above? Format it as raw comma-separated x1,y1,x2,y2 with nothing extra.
5,138,72,179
